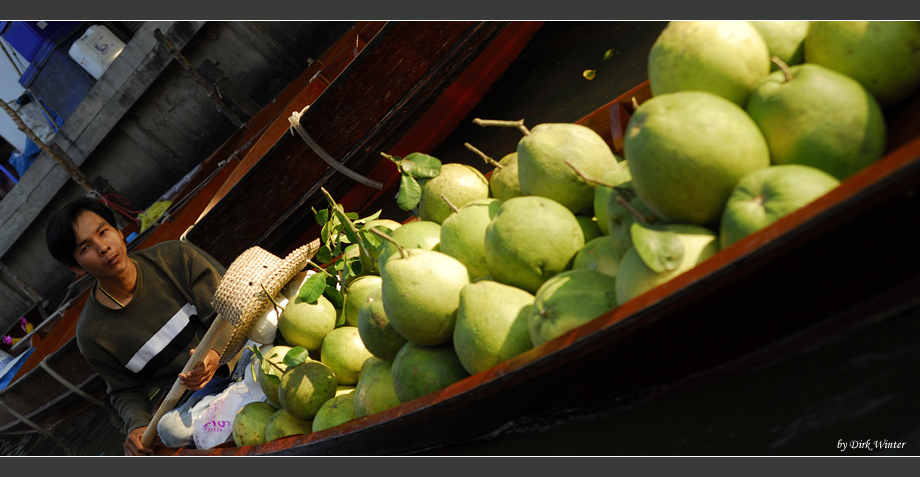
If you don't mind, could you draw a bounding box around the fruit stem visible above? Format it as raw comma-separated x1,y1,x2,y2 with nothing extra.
440,194,460,214
320,187,373,264
306,259,335,278
631,97,640,111
369,227,407,260
464,142,503,169
565,159,615,188
472,118,530,136
259,282,286,314
772,56,793,83
615,192,650,225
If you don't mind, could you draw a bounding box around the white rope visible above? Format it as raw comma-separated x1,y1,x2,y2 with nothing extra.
288,105,383,190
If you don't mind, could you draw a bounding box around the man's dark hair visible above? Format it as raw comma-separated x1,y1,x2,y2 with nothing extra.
46,197,120,268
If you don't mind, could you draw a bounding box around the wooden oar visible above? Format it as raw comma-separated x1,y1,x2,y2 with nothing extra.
139,241,319,449
139,315,231,448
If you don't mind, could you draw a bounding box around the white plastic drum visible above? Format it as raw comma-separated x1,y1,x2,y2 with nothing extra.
67,24,126,80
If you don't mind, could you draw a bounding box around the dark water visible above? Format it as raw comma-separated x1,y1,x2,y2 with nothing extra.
0,398,126,456
415,299,920,456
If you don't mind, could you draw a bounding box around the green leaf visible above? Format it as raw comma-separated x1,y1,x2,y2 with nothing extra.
333,258,346,272
345,258,362,279
320,188,374,266
354,209,382,225
345,212,359,220
397,173,422,211
336,212,362,246
298,272,327,303
630,222,683,273
248,344,264,363
401,153,442,179
265,374,281,385
324,286,345,310
321,220,333,245
315,246,334,264
603,48,615,61
359,228,382,249
315,208,329,226
283,347,310,367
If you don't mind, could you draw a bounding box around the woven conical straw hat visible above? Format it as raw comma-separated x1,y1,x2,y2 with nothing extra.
212,239,320,364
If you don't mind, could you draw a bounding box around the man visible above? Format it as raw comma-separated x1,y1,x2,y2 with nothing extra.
46,197,243,455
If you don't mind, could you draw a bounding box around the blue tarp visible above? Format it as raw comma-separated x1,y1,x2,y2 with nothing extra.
8,138,42,177
0,347,35,391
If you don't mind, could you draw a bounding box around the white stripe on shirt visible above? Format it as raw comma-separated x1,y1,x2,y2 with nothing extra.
124,303,197,373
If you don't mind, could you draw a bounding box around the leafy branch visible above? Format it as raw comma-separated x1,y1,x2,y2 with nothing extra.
382,152,443,212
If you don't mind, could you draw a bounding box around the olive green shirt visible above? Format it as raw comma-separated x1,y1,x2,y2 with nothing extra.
75,240,239,434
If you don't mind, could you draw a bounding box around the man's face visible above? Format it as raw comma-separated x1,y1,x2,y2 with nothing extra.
68,211,128,279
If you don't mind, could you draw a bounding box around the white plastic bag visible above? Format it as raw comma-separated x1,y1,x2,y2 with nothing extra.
192,351,267,449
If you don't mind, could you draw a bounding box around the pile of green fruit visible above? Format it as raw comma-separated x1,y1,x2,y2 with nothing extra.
230,20,920,447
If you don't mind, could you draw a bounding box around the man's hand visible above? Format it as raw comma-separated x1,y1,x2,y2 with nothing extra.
178,348,220,391
125,426,152,456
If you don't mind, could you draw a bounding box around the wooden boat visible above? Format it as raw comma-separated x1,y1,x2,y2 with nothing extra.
0,20,389,442
0,20,543,454
146,73,920,455
6,20,920,456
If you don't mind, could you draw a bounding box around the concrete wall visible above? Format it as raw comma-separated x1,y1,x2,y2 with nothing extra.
0,21,355,331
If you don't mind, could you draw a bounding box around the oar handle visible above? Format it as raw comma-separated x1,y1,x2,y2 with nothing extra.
140,314,232,449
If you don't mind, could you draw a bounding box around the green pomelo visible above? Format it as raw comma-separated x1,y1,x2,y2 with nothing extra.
748,21,809,70
615,224,720,305
746,63,887,181
439,198,502,281
517,123,619,214
592,161,631,235
354,357,402,418
805,21,920,108
720,165,840,248
484,196,585,294
624,91,771,225
320,326,374,386
278,361,338,421
342,275,382,328
232,401,278,447
453,280,535,375
528,270,618,347
264,408,313,442
257,345,293,408
391,341,470,403
489,152,522,201
381,248,470,346
278,294,337,351
376,220,441,270
418,163,490,224
572,236,620,278
335,385,356,397
648,20,771,106
575,215,602,243
357,290,408,362
311,393,357,433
